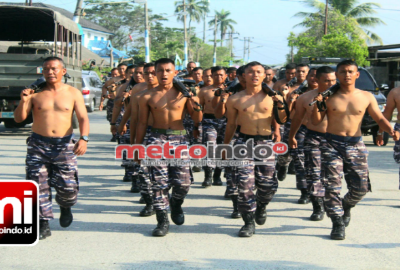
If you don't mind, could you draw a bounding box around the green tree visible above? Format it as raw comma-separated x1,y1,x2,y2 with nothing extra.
208,9,237,47
288,10,369,66
294,0,385,44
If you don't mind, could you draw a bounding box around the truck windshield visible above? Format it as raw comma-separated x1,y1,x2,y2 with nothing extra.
355,70,377,91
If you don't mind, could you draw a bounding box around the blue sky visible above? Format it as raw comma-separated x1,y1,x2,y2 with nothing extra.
11,0,400,65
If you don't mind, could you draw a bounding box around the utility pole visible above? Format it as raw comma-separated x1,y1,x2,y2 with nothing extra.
183,0,188,67
203,0,210,43
213,14,218,66
144,0,150,62
243,38,247,64
166,37,169,58
73,0,84,23
247,37,253,63
324,0,328,35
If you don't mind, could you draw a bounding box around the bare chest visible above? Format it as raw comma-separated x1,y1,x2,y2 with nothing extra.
236,96,273,115
32,93,74,113
149,92,186,113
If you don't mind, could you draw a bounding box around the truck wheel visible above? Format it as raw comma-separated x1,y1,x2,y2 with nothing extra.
72,113,79,129
87,98,95,112
372,129,389,146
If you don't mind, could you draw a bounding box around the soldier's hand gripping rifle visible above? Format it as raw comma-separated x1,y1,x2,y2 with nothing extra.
292,80,308,95
286,77,297,87
309,83,340,111
173,77,203,111
262,83,290,125
27,73,71,93
121,78,137,105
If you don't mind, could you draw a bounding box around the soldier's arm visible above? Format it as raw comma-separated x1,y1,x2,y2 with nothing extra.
214,92,230,119
311,94,327,125
367,92,394,134
14,89,34,123
186,96,203,124
135,94,150,145
288,95,307,141
223,96,238,144
72,88,90,155
130,94,141,144
110,85,125,125
381,88,397,123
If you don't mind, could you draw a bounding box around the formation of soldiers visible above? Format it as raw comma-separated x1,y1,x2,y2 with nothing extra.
16,56,400,242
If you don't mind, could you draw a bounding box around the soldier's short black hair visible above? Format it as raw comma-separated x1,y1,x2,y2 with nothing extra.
117,63,128,68
144,62,155,69
307,68,317,76
187,61,196,67
43,56,65,68
244,61,265,72
227,67,237,74
126,65,136,72
211,66,226,74
193,67,203,72
285,63,297,70
316,66,335,79
155,58,175,68
297,63,310,69
337,60,358,71
203,68,211,74
237,66,245,76
111,68,118,73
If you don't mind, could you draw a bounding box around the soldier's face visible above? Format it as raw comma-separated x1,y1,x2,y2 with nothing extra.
245,65,266,87
212,70,227,85
111,70,119,77
193,70,203,83
118,65,127,76
134,67,145,83
228,71,236,81
307,70,318,88
187,63,196,73
336,65,359,86
42,60,66,83
126,68,135,79
156,63,175,85
203,70,213,85
296,67,309,81
264,69,274,83
317,72,337,91
285,69,296,81
144,66,157,85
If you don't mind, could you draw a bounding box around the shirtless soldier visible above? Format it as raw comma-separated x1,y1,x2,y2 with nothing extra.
202,68,213,87
118,63,159,216
100,63,127,141
263,66,275,88
224,61,287,237
289,66,336,220
379,86,400,190
136,58,202,237
311,60,398,240
14,56,90,240
184,61,197,80
273,63,296,92
198,66,228,187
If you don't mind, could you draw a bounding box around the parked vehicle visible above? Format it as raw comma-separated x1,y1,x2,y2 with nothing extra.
82,71,102,112
0,5,82,128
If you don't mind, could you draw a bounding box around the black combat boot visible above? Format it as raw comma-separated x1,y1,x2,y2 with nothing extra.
231,195,241,219
330,216,345,240
170,197,185,225
276,163,287,181
39,220,51,240
139,195,145,204
152,210,170,237
122,168,131,182
202,167,213,187
342,200,353,227
212,167,223,186
110,134,117,142
130,174,140,193
224,188,231,199
255,201,268,225
59,207,73,228
288,160,296,174
140,194,156,217
238,212,255,237
310,196,325,221
192,166,201,172
298,189,311,204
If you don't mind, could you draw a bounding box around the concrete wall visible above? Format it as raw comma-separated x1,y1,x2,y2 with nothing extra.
82,29,112,48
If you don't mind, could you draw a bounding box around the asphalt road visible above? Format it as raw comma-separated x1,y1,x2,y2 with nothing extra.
1,111,400,269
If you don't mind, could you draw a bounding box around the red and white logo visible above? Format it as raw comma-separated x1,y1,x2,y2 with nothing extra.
0,180,39,246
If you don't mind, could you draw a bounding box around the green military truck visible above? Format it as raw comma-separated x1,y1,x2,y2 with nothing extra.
0,5,82,128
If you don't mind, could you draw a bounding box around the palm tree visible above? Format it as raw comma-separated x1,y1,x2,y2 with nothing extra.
208,9,237,47
174,0,209,39
294,0,385,44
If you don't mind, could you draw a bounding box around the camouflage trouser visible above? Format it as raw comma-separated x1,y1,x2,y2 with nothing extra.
106,99,114,122
304,130,326,197
321,134,369,217
25,133,79,220
148,132,192,211
235,137,278,213
217,117,227,144
393,123,400,189
140,126,153,195
277,120,292,167
202,117,220,169
225,128,241,197
290,125,308,190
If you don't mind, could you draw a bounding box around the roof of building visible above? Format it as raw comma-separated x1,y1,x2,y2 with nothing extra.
87,40,128,59
0,2,113,34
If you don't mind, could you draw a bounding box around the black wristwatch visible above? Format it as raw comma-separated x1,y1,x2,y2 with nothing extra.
110,123,116,126
80,136,89,142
